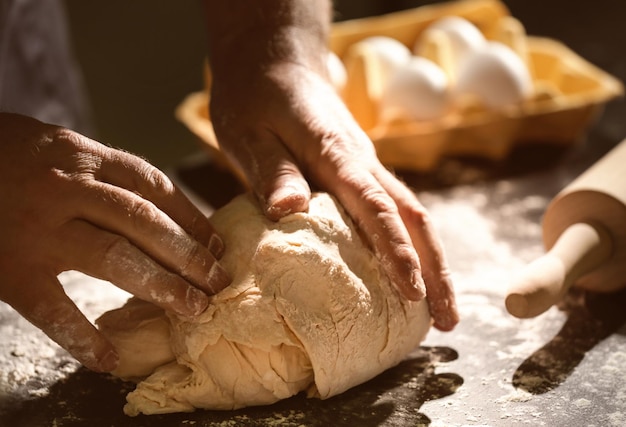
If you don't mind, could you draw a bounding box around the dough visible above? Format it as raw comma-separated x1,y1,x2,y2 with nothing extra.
96,192,431,416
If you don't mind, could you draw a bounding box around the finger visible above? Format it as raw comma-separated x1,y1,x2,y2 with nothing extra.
320,164,426,301
8,272,118,372
95,146,224,257
74,181,230,296
49,219,213,316
375,168,459,331
216,126,311,221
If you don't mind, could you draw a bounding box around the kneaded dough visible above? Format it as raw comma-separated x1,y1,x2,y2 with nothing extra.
97,192,431,416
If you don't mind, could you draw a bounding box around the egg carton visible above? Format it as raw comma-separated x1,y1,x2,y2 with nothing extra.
176,0,623,174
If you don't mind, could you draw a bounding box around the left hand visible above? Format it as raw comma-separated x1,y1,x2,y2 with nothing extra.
0,113,230,371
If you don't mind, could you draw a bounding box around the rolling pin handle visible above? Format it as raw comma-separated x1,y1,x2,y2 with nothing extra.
505,222,613,318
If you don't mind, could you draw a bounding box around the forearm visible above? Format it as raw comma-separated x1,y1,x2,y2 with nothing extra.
203,0,332,78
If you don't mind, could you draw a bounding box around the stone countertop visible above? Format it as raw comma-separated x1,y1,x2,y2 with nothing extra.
1,0,626,425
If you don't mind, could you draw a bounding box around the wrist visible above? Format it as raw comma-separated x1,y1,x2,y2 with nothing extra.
204,0,331,78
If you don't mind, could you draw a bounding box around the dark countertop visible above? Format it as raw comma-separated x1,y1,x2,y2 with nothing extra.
1,0,625,425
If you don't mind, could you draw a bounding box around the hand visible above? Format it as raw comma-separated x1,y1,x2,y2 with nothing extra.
0,113,230,372
204,0,458,331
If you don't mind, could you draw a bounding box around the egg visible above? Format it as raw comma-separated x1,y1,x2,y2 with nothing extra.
353,36,412,86
453,41,533,109
326,51,347,92
380,57,450,122
415,16,486,77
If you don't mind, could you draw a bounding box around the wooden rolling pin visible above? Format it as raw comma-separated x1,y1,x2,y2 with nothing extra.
506,139,626,318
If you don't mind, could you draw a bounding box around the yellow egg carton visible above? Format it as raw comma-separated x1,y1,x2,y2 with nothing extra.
176,0,623,173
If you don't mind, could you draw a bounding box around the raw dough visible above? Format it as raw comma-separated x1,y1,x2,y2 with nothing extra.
97,192,431,416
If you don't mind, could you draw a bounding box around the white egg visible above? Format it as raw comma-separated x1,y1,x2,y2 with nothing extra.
416,16,486,72
380,57,450,121
354,36,412,85
326,51,347,92
453,41,533,109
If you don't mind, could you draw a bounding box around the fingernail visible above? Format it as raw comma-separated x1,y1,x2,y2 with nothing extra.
434,314,459,332
266,185,309,221
98,349,119,372
203,262,231,295
208,234,225,258
186,287,210,316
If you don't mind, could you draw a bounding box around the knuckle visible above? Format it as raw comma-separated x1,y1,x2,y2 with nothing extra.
141,164,175,196
394,242,419,263
129,197,159,228
53,127,91,152
52,127,78,144
99,233,131,264
361,187,398,217
48,128,102,181
404,202,430,228
314,128,377,164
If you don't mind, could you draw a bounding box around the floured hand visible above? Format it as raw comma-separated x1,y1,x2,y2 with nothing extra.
204,0,458,330
0,113,230,372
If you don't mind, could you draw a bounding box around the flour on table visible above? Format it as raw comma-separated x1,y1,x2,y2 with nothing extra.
97,192,431,416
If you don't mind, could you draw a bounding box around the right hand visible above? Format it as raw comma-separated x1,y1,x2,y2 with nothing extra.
0,113,230,372
203,0,458,331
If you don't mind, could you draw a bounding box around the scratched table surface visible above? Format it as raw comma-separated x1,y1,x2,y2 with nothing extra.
2,1,626,426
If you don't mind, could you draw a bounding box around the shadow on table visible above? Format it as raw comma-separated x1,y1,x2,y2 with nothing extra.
398,142,577,192
512,287,626,394
1,346,462,427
